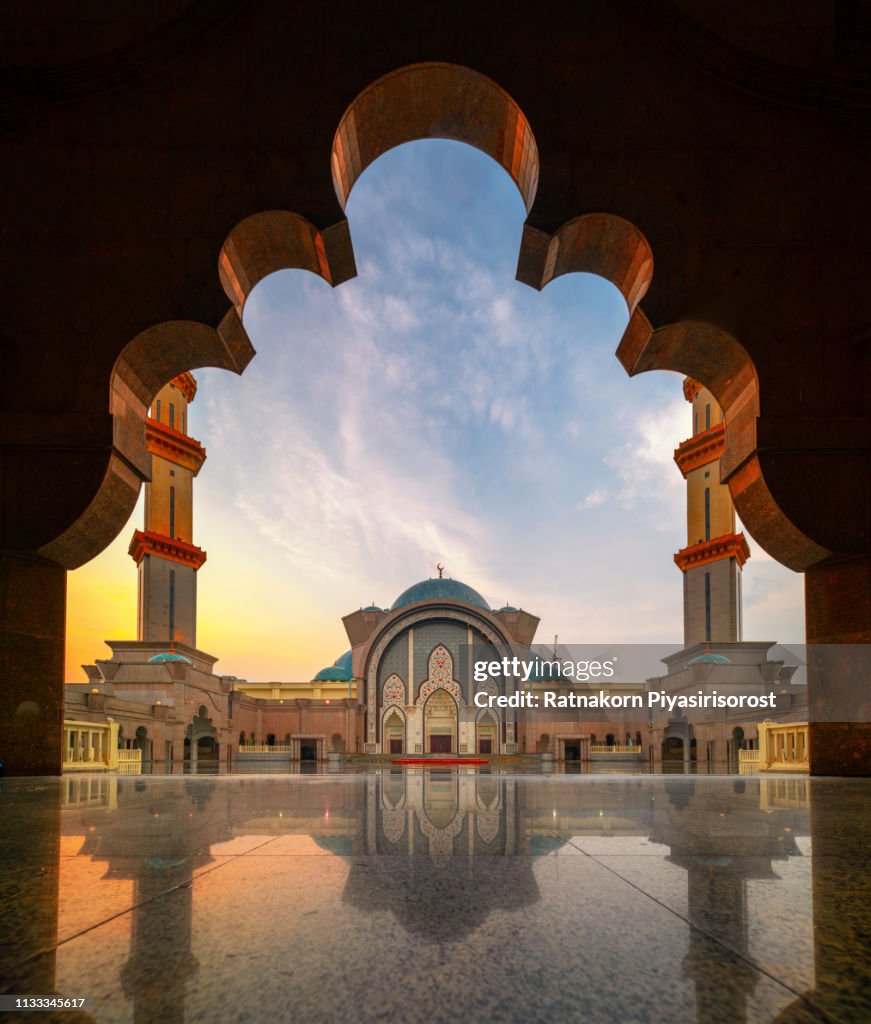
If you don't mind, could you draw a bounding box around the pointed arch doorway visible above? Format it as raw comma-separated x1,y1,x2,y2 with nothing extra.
425,689,457,754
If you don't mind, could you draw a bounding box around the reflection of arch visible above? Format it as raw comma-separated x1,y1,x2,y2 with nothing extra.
477,808,500,845
420,772,463,860
381,772,406,845
476,775,500,812
382,706,406,755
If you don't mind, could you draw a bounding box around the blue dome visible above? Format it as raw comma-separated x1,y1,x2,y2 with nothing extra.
688,653,732,666
497,604,519,613
314,665,353,682
335,650,353,673
362,604,382,613
391,578,490,612
148,652,193,665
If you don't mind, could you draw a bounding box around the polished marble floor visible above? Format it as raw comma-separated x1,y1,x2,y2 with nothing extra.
1,770,869,1023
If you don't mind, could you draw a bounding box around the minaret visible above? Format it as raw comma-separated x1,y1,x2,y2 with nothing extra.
129,373,207,647
673,379,749,645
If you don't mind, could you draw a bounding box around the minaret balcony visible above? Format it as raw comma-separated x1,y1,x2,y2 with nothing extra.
145,418,207,474
674,421,725,477
129,529,207,570
674,532,751,572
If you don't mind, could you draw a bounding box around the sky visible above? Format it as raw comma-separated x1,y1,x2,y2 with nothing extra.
65,140,805,682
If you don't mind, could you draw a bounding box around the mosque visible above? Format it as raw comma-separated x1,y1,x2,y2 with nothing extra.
64,372,806,768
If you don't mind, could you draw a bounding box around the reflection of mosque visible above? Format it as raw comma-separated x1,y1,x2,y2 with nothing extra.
341,772,539,942
27,772,842,1022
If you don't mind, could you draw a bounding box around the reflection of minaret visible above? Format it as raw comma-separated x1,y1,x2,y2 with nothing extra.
120,865,198,1024
129,374,207,647
679,860,757,1023
674,379,750,645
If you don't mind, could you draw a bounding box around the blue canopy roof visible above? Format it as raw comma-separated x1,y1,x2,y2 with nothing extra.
148,652,193,665
688,653,732,666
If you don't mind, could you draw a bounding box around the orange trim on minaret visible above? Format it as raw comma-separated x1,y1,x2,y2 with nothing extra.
674,533,750,572
674,421,725,477
683,377,702,402
146,418,207,474
129,529,207,570
171,372,197,402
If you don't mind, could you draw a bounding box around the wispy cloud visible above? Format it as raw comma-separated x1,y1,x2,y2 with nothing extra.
579,488,608,510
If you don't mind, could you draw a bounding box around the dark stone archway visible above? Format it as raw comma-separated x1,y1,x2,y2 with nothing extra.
1,4,869,773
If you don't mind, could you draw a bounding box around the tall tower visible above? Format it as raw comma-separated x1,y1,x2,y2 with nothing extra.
129,373,207,648
674,379,749,645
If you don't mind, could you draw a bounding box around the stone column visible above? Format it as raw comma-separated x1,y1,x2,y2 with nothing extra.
0,553,65,775
805,555,871,776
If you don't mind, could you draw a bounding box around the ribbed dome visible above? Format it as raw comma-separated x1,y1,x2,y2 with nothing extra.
391,578,490,612
148,652,193,665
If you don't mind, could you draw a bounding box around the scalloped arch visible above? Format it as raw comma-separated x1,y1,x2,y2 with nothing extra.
331,62,539,213
38,314,254,569
518,213,653,314
617,314,832,571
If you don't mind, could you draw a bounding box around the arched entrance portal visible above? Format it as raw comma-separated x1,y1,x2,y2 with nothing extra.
476,711,498,755
187,706,218,764
425,689,457,754
383,709,405,755
663,737,684,762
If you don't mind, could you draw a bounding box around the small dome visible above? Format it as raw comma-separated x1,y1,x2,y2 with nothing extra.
334,650,353,673
362,604,382,613
314,665,353,682
496,604,519,613
148,652,193,665
391,578,490,612
688,653,732,666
